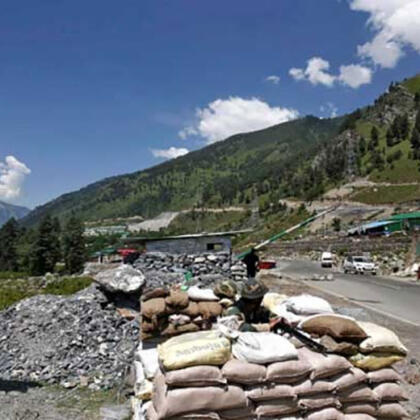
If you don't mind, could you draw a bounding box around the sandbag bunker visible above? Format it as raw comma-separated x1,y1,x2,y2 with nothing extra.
132,292,411,420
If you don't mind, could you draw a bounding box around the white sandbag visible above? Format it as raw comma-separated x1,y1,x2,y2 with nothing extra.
137,348,159,379
263,292,288,312
358,322,408,355
188,286,219,301
285,294,333,315
232,332,297,364
270,303,307,324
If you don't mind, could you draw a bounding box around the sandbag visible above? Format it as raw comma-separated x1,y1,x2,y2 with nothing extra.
188,286,219,301
358,322,407,355
367,368,401,384
320,336,359,356
285,295,333,315
342,402,377,416
169,314,191,326
305,408,344,420
294,379,335,396
298,347,352,380
181,301,200,318
142,287,169,301
343,415,375,420
164,365,226,387
137,348,159,379
373,382,408,402
376,402,409,418
246,383,296,402
349,353,404,371
332,368,367,391
142,298,167,319
158,330,231,371
232,332,297,364
147,404,221,420
166,289,189,309
161,323,200,337
142,318,158,333
298,394,339,411
263,292,288,312
266,358,313,384
219,298,234,309
254,399,299,417
198,301,223,319
269,303,306,325
300,315,367,341
152,373,247,419
222,359,266,385
338,384,378,403
218,405,254,420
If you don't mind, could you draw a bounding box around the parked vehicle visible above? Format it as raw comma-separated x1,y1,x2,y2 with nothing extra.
343,256,378,275
321,252,334,268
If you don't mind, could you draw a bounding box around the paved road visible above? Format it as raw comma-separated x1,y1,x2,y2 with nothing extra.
276,259,420,326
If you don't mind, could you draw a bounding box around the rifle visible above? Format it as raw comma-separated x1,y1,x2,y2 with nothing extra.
270,317,326,353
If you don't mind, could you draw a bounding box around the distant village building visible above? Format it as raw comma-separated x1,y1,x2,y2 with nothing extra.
123,230,251,254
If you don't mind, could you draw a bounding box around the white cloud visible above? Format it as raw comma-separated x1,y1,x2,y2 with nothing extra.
350,0,420,68
0,155,31,203
290,57,373,89
265,75,280,85
178,126,198,140
179,97,299,144
151,147,189,160
338,64,373,88
320,102,338,118
289,57,336,87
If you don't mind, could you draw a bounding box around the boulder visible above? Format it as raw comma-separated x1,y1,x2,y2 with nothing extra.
95,264,145,294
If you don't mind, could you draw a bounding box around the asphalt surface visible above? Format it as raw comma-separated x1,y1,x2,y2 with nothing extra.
276,259,420,326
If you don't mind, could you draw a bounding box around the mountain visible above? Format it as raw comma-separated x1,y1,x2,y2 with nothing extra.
0,201,30,227
22,73,420,226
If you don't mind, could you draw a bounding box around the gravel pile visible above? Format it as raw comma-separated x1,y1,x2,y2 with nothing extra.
134,251,247,285
0,284,139,390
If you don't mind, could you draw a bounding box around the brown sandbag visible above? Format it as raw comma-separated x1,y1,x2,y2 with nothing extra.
376,402,409,418
141,318,157,333
222,359,266,385
266,358,313,383
161,322,200,337
254,399,299,417
198,301,223,319
147,404,221,420
218,402,254,420
367,369,402,384
338,384,378,404
142,287,169,302
298,394,339,411
165,365,226,387
342,402,377,416
299,347,352,380
343,415,375,420
142,298,167,319
181,301,200,318
152,373,247,419
300,314,367,341
166,289,189,309
294,378,336,396
246,383,296,402
320,335,359,356
305,407,344,420
373,382,408,402
333,368,367,391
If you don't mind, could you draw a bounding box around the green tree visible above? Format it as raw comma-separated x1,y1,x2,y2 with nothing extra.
63,215,86,274
30,215,61,275
0,218,20,271
332,217,341,232
370,126,379,148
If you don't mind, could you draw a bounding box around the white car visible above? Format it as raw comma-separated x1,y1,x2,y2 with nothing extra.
343,256,378,275
321,252,334,268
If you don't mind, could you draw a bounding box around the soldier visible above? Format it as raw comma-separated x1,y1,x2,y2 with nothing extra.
242,248,260,278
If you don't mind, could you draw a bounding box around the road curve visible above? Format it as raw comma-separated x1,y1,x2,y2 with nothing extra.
276,259,420,326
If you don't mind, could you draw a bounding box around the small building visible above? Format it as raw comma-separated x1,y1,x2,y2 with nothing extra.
388,212,420,232
123,230,251,254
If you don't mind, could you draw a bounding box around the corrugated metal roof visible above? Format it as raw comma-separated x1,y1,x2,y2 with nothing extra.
361,220,396,230
389,212,420,220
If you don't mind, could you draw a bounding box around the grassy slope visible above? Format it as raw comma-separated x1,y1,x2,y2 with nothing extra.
403,73,420,94
350,185,420,205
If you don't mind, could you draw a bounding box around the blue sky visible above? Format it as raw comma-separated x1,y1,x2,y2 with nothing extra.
0,0,419,208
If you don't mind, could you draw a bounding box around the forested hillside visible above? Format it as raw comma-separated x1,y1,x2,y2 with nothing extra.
22,73,420,226
0,201,30,227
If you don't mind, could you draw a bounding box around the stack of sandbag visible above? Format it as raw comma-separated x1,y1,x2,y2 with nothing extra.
349,322,408,371
141,286,226,340
133,347,160,401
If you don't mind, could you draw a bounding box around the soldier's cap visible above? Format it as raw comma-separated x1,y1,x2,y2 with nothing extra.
240,279,268,300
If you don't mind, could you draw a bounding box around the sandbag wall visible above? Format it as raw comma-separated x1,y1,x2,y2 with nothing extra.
134,330,409,420
141,287,229,340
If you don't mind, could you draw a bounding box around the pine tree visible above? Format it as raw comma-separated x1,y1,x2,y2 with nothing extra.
30,215,61,275
370,126,379,148
0,218,20,272
63,215,86,274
